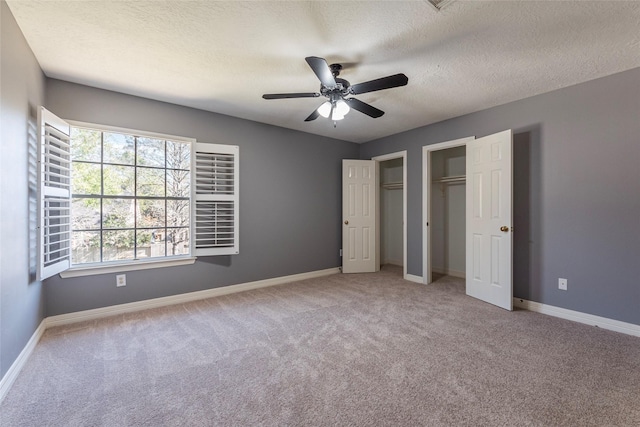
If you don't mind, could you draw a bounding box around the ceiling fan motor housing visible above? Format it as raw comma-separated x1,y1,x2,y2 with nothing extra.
321,77,351,99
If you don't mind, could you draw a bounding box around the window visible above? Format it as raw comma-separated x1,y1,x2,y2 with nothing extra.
37,107,239,280
70,127,191,264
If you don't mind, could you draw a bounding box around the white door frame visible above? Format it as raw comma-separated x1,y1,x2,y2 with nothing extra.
422,137,474,285
372,151,407,280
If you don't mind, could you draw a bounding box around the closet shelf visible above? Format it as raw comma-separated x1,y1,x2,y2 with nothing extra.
381,181,403,190
433,175,465,184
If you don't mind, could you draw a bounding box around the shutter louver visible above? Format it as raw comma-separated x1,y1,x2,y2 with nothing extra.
38,107,72,280
193,143,239,256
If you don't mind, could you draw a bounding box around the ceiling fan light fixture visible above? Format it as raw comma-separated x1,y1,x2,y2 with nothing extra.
331,110,345,121
318,101,332,118
335,99,350,116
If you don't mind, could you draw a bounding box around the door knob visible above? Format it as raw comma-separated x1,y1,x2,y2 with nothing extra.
500,226,509,232
344,220,349,225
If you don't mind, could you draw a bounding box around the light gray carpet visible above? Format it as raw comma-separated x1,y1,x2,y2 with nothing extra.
2,266,640,426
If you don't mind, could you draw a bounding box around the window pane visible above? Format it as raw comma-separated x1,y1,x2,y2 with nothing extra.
72,198,100,230
167,169,190,197
72,162,101,195
137,199,166,228
69,126,193,265
103,165,134,196
137,137,165,167
104,132,135,165
136,229,166,259
137,167,165,197
167,228,189,256
167,140,190,170
103,230,135,261
71,128,101,162
72,231,101,264
103,198,134,229
167,199,190,227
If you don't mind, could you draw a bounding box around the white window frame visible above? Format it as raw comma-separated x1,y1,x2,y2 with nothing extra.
37,108,239,279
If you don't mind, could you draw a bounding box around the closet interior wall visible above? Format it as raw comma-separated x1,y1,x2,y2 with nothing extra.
380,158,403,267
431,147,466,278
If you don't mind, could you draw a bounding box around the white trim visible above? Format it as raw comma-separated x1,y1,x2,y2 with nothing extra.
422,137,475,284
405,274,423,284
432,267,466,279
66,120,196,143
47,267,340,327
372,151,407,280
60,257,197,278
0,320,46,403
514,298,640,337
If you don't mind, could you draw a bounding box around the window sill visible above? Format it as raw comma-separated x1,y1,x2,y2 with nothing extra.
59,257,197,278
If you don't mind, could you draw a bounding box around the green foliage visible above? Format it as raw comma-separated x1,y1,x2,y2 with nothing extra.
72,162,101,197
70,128,101,162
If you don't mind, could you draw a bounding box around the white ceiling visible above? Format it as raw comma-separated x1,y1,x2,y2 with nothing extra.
7,1,640,143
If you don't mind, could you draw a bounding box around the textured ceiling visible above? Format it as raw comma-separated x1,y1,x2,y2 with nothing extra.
7,1,640,143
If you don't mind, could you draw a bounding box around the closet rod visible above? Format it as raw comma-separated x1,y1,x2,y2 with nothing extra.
381,182,403,190
433,175,465,184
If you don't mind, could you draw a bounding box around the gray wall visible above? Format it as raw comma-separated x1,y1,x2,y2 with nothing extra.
0,1,46,378
44,79,359,316
360,67,640,326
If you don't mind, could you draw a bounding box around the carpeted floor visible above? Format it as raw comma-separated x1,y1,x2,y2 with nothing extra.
2,266,640,426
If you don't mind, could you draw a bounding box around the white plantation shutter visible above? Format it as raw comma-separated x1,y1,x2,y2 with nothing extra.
193,143,239,256
37,107,72,280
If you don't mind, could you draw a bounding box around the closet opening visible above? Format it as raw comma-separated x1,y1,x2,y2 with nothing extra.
422,137,473,285
372,151,407,279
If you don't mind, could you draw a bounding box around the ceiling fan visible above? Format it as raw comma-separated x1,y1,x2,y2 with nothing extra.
262,56,408,124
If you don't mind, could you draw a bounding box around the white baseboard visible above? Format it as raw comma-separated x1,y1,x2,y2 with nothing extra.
405,274,423,284
383,260,403,267
514,298,640,337
1,267,341,402
46,267,340,328
432,267,466,279
0,320,46,403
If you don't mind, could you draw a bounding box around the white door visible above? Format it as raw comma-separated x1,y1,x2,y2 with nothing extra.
342,160,379,273
465,130,513,310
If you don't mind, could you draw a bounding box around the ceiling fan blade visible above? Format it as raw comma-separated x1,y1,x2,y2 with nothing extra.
349,73,408,95
305,56,337,89
304,108,321,122
263,92,320,100
345,98,385,118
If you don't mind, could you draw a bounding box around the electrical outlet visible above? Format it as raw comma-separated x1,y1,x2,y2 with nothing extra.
558,278,567,291
116,274,126,287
